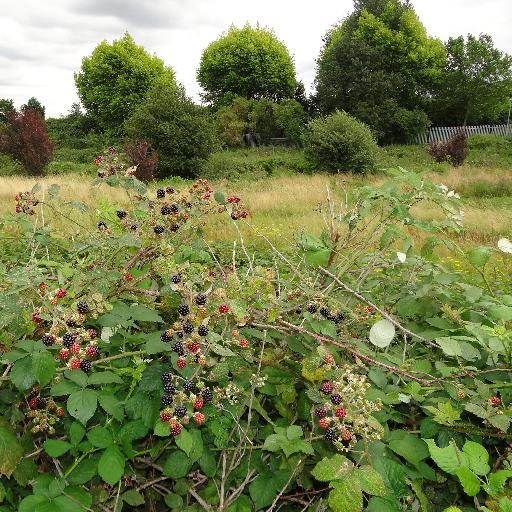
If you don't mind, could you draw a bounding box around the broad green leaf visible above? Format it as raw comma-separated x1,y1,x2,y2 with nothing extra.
64,370,88,388
164,493,183,509
162,450,192,479
367,496,402,512
500,497,512,512
484,470,512,496
286,425,303,440
0,420,23,477
329,473,363,512
425,439,468,475
10,356,35,391
199,449,217,477
87,371,123,385
467,247,491,267
489,305,512,321
122,489,145,506
387,430,430,466
98,445,125,485
18,495,53,512
43,439,71,458
175,428,194,456
87,426,113,448
488,414,511,432
32,351,55,387
226,494,252,512
214,190,226,204
462,441,489,476
154,419,170,437
50,380,79,396
67,457,98,485
249,470,291,510
311,454,354,482
145,337,173,354
67,389,98,425
69,422,86,446
129,304,163,323
424,401,461,426
98,392,124,421
356,466,386,496
455,465,480,496
369,319,395,348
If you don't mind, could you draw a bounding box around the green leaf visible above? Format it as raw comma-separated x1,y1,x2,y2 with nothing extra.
98,392,124,421
249,470,291,510
199,449,217,477
356,466,386,496
87,426,114,448
67,389,98,425
329,473,363,512
462,441,489,476
455,465,480,496
145,337,173,354
369,319,395,348
214,190,226,204
43,439,71,458
154,419,170,437
50,380,79,396
129,304,163,323
425,439,468,475
64,370,88,388
18,495,53,512
499,497,512,512
98,445,125,485
387,430,430,466
436,337,480,361
67,457,98,485
122,489,145,506
162,450,192,479
10,356,36,391
175,428,194,456
311,454,354,482
424,401,461,426
87,371,123,385
69,422,86,446
488,414,511,432
286,425,303,440
164,493,183,509
489,305,512,321
467,246,491,267
0,420,23,477
32,351,55,387
484,470,512,496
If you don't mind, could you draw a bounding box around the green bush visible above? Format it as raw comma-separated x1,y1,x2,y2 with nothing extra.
303,110,378,173
125,86,219,178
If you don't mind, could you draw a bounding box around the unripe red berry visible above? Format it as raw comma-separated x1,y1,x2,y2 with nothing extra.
87,328,97,339
160,409,172,422
177,357,186,369
193,412,205,425
323,354,334,365
239,338,249,348
69,358,82,369
218,303,230,314
188,342,200,353
59,348,70,361
170,422,182,436
85,344,98,358
341,429,352,442
70,342,81,355
335,407,347,418
56,407,64,417
32,311,42,323
489,396,501,407
318,417,330,429
193,398,204,410
55,288,67,299
320,381,334,395
28,397,38,410
123,272,134,281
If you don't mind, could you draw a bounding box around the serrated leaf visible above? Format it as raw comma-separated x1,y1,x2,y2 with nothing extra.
43,439,71,458
425,439,468,475
32,351,55,387
488,414,511,432
387,430,430,465
175,428,194,456
311,454,354,482
467,247,491,267
455,465,480,496
162,450,192,479
67,389,98,425
10,356,36,391
87,426,113,448
145,337,172,354
357,466,386,496
369,319,395,348
69,422,85,446
0,420,23,477
462,441,489,476
98,445,125,485
164,493,183,509
87,371,123,385
329,473,363,512
122,489,145,506
484,470,512,496
214,190,226,204
154,420,170,437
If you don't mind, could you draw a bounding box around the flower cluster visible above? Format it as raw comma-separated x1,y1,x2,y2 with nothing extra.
26,389,64,434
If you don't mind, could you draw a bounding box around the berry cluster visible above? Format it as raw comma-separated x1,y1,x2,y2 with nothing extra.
26,389,64,434
313,365,383,452
94,147,134,179
306,303,345,324
15,191,39,215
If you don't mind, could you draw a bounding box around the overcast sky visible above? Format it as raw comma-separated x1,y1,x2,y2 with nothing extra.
1,0,511,118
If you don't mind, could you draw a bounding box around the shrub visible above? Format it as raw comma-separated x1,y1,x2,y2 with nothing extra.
123,139,158,182
428,130,468,166
0,108,54,175
125,86,218,178
302,110,378,172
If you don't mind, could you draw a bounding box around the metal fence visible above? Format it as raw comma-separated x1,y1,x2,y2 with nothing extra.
413,124,512,144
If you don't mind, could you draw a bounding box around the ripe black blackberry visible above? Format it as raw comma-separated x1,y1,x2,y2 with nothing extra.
156,189,165,198
324,428,338,442
97,220,107,230
197,325,208,337
185,202,193,209
172,342,185,356
161,204,172,215
170,203,179,213
183,380,196,393
178,304,190,316
42,334,55,346
36,396,46,408
174,405,187,418
315,407,327,418
170,223,180,232
333,312,345,324
161,372,173,383
130,224,138,231
154,225,165,235
195,294,207,306
161,331,173,343
182,321,194,334
161,394,173,406
77,301,89,314
202,388,213,402
319,307,331,319
80,360,92,373
331,394,343,405
166,187,175,194
163,382,177,394
62,332,76,348
171,274,181,284
306,303,318,314
116,210,127,219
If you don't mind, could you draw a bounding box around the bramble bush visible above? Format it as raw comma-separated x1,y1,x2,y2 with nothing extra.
428,131,469,167
1,162,512,511
302,110,379,173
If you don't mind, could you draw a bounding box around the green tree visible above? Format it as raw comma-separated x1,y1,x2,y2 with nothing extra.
197,24,297,105
125,86,218,178
75,33,175,135
315,0,445,142
0,98,14,124
431,34,512,126
22,97,45,118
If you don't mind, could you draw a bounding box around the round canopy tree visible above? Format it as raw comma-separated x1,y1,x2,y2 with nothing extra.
75,33,175,134
315,0,445,142
197,24,297,105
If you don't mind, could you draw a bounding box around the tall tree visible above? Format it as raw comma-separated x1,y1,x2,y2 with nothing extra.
22,97,45,118
197,24,297,106
0,98,14,124
75,33,175,134
315,0,445,142
430,34,512,126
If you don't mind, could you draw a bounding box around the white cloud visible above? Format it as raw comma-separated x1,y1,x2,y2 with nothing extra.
0,0,510,117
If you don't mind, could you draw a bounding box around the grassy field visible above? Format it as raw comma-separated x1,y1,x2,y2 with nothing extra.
1,136,511,249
